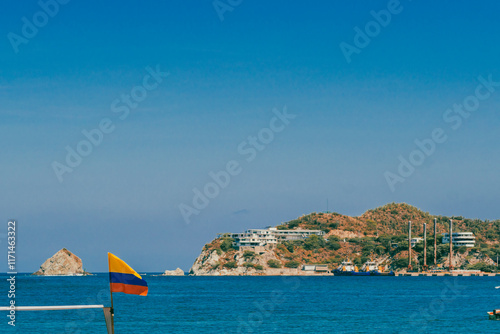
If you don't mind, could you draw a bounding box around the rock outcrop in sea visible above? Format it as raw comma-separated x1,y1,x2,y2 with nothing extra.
162,268,185,276
33,248,89,276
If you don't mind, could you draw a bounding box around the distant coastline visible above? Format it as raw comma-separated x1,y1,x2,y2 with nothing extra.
189,203,500,276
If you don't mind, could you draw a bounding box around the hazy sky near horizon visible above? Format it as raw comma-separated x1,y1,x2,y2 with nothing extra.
1,0,500,272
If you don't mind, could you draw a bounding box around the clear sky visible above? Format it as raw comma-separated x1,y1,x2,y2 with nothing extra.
1,0,499,272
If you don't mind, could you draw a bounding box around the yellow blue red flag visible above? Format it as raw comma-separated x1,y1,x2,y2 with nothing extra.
108,253,148,296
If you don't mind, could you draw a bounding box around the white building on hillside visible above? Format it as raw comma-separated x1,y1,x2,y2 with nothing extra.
272,228,326,242
221,227,325,248
442,232,476,247
226,229,278,247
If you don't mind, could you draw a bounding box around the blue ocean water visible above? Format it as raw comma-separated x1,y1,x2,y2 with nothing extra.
1,273,499,333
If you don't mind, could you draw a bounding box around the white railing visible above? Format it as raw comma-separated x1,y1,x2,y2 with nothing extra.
0,304,104,311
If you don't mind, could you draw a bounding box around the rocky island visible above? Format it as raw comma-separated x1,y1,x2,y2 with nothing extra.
190,203,500,275
162,268,185,276
33,248,90,276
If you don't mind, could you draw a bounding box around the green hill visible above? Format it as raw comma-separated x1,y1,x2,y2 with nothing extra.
201,203,500,272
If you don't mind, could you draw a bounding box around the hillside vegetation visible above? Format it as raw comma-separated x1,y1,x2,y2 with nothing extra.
200,203,500,272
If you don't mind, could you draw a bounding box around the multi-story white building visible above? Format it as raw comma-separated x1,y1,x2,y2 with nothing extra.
272,228,326,242
442,232,476,247
222,227,325,248
225,229,278,247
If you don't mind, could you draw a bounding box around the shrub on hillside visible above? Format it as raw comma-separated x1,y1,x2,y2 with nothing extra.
326,240,341,251
223,261,237,269
329,222,339,229
375,245,386,255
391,258,409,269
288,220,300,229
396,240,409,251
304,235,325,250
284,260,301,268
243,250,255,259
283,241,295,253
362,244,375,254
467,262,497,272
220,238,235,252
367,220,377,230
267,260,282,268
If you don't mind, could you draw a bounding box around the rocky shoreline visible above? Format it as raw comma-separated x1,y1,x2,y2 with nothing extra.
189,247,332,276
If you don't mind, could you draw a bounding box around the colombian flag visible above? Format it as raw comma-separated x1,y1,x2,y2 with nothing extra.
108,253,148,296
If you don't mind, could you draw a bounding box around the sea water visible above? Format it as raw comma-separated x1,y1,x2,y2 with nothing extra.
1,273,499,333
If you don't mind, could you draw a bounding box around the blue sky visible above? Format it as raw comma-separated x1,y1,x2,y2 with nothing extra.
1,0,499,272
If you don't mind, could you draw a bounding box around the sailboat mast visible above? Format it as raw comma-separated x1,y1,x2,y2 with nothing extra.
423,223,427,271
408,221,412,271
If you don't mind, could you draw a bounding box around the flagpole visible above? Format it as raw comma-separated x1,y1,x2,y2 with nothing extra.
107,252,148,334
108,253,115,334
109,282,115,334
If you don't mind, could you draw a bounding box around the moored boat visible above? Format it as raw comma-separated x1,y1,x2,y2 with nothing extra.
362,261,395,276
333,260,366,276
333,259,395,276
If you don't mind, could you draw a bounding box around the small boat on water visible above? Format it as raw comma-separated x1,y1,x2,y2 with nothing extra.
333,259,395,276
488,309,500,320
